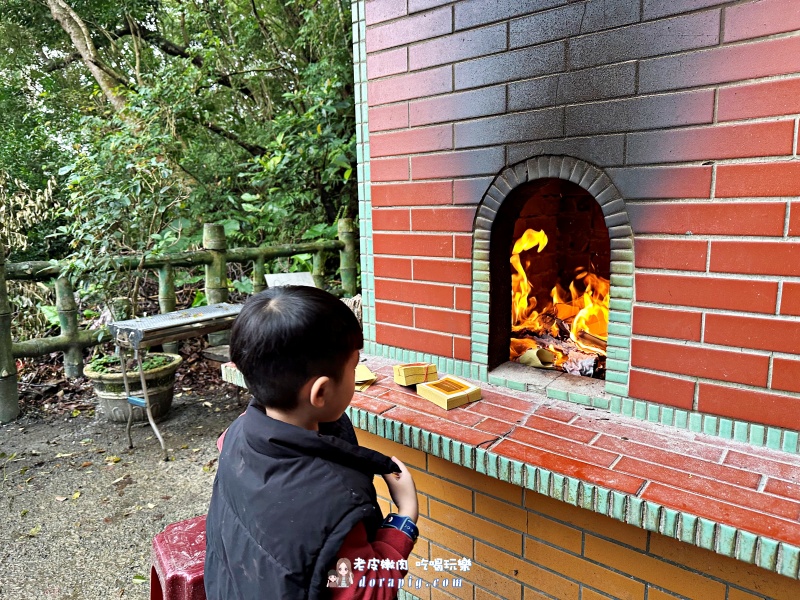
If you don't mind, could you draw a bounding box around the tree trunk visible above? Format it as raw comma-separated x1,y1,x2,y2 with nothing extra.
46,0,126,111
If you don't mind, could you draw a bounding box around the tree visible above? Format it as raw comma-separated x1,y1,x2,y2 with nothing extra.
0,0,357,267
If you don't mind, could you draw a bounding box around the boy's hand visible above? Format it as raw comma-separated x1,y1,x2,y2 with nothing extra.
382,457,419,523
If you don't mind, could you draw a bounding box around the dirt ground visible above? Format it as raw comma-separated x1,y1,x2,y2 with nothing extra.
0,378,247,599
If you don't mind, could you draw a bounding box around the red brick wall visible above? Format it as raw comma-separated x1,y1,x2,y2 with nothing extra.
365,0,800,428
361,431,800,600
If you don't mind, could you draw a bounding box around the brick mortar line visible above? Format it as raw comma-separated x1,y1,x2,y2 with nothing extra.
371,86,799,128
627,362,800,401
351,407,800,579
372,3,791,70
373,143,800,165
611,154,799,167
628,336,797,362
367,33,800,98
700,312,707,344
375,274,473,283
371,106,796,136
633,230,796,238
627,199,795,207
421,505,682,599
634,267,800,283
371,228,474,234
767,354,775,390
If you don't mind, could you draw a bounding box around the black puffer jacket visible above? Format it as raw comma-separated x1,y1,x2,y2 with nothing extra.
204,401,399,599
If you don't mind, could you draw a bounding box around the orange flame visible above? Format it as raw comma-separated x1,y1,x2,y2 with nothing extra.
510,229,548,327
510,228,609,360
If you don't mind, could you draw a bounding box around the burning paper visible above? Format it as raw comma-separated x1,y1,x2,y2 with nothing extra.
510,228,610,378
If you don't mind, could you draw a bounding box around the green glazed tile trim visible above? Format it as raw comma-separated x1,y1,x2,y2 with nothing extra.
352,0,374,340
345,403,800,580
546,387,569,401
606,359,628,372
605,371,628,385
568,392,591,406
607,322,631,337
610,285,633,299
780,545,800,579
505,379,525,391
662,508,679,538
716,524,737,556
609,298,632,312
608,310,631,324
610,274,633,287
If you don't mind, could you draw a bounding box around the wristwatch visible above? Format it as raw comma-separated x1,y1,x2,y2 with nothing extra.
381,513,419,542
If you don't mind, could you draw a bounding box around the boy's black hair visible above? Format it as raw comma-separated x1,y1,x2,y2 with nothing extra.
230,286,363,411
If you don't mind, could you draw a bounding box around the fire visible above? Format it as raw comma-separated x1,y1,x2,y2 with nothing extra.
510,228,610,370
510,228,548,326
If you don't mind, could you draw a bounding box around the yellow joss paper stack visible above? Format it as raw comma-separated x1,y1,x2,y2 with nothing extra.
392,363,438,386
354,364,377,392
416,376,482,410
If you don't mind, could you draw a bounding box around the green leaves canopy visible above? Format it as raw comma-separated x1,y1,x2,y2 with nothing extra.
0,0,357,267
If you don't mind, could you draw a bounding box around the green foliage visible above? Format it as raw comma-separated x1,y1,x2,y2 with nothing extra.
0,0,357,285
88,352,176,373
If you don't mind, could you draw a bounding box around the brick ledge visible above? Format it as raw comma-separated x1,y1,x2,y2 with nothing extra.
346,357,800,580
220,358,800,579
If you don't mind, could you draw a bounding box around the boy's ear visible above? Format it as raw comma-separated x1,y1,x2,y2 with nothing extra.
308,376,332,408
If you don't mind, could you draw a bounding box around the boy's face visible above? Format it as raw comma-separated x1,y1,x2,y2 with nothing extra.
320,350,359,422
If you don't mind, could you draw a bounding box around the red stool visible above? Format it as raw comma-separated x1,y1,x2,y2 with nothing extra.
150,514,207,600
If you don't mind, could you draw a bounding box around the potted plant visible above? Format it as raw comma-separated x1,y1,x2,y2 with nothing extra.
84,351,182,423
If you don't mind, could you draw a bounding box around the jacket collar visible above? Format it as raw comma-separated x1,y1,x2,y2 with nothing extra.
241,398,399,476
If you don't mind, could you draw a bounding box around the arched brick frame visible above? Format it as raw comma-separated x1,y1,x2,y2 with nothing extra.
470,155,635,398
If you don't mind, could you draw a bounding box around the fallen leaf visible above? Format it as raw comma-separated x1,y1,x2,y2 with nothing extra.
180,444,188,450
55,496,67,502
80,461,93,468
147,503,155,509
54,452,74,458
72,491,81,500
28,524,41,537
79,438,93,445
202,402,212,408
70,409,81,418
105,456,122,464
20,509,28,517
132,574,147,584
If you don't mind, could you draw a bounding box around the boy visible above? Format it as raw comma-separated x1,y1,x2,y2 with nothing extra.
204,286,419,600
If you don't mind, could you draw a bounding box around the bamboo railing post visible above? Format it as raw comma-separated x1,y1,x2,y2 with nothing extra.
55,277,82,378
158,264,178,353
337,218,357,298
312,250,326,289
203,223,229,346
0,240,19,422
252,257,266,294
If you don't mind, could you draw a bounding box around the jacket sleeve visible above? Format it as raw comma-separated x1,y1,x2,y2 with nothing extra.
329,521,415,599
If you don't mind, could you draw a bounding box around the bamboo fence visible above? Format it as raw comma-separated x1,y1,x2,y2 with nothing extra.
0,221,357,422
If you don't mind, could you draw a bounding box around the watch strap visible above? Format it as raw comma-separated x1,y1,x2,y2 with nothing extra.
381,513,418,542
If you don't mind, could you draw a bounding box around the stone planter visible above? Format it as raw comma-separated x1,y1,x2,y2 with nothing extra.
85,353,182,423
